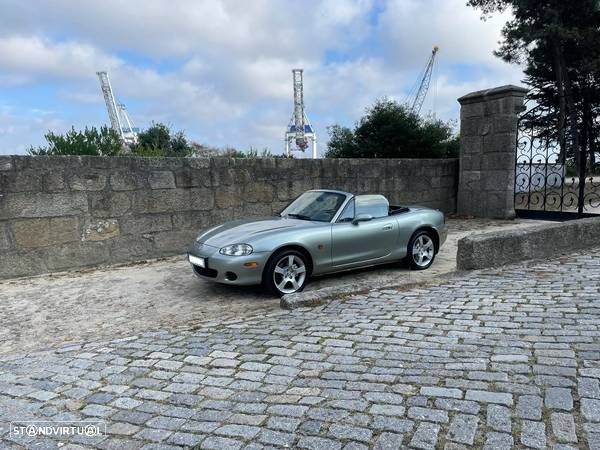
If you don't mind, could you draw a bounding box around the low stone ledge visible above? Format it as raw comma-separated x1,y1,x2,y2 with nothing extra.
456,217,600,270
280,274,455,310
281,283,370,309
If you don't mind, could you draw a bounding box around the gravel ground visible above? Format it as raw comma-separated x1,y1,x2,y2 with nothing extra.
0,218,547,356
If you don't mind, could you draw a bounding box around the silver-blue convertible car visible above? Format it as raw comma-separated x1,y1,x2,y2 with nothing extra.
188,190,448,296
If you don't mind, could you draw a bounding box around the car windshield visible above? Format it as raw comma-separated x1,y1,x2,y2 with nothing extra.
280,191,347,222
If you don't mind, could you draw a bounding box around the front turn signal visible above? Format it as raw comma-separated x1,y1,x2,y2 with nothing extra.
243,262,259,267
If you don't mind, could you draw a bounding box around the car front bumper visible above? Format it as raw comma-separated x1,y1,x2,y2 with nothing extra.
188,242,269,286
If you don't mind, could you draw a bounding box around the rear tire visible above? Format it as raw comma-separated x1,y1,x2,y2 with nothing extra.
263,249,310,297
407,230,436,270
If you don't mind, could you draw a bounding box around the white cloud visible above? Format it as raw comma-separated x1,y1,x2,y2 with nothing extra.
0,0,372,59
377,0,512,67
0,36,121,83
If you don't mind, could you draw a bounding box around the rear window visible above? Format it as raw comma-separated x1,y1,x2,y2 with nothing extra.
355,195,389,219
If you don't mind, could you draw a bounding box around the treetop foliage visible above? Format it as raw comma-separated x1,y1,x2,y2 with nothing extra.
325,98,459,159
28,122,195,158
28,122,285,158
130,122,194,157
28,126,123,156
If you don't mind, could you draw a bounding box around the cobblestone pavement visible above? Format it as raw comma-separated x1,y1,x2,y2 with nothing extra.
1,248,599,449
0,218,546,356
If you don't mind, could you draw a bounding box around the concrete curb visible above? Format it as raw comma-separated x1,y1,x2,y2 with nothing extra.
457,216,600,270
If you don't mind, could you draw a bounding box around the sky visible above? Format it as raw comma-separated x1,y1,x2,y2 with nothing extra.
0,0,525,157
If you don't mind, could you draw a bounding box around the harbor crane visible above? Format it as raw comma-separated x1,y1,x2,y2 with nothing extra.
285,69,317,158
96,71,138,145
408,46,439,115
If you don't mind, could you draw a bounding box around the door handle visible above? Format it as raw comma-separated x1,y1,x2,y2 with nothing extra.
382,224,393,231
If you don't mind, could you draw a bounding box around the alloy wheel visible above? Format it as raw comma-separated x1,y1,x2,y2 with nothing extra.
412,234,434,268
273,254,306,294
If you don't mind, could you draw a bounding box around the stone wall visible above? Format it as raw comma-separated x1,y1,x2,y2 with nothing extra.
0,155,458,279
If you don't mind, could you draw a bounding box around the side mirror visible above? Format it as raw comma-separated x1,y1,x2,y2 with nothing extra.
352,213,373,225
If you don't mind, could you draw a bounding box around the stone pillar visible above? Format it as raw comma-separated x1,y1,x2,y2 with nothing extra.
457,85,528,219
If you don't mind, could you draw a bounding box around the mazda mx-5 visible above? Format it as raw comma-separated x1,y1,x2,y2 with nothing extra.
188,190,448,296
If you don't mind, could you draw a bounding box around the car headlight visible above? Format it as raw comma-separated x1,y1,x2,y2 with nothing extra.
219,244,253,256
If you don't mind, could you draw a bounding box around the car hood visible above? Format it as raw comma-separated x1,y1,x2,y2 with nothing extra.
197,216,323,248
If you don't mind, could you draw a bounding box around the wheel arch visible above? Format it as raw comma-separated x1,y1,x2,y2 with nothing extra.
412,226,440,253
263,244,315,279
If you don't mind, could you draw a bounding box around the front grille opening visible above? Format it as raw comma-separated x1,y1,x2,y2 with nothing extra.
193,265,218,278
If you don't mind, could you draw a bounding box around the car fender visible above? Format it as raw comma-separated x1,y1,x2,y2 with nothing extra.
392,209,445,257
250,225,333,274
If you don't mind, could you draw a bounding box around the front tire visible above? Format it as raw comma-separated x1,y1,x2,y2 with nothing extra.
263,250,309,296
407,230,436,270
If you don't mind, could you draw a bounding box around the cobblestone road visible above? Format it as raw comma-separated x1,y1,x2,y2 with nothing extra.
1,250,599,449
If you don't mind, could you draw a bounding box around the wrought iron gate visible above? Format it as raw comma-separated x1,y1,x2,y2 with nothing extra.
515,106,600,220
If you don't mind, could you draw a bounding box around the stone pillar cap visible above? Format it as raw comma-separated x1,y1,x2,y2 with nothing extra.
458,85,528,104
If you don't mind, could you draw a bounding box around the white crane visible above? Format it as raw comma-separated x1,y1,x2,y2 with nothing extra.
96,71,138,145
117,102,137,142
285,69,317,158
407,46,439,116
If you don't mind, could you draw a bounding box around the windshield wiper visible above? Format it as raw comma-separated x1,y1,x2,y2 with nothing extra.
285,213,312,221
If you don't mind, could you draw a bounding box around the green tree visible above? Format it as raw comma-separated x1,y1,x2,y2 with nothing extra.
325,98,459,159
326,125,357,157
467,0,600,171
131,122,194,157
28,126,123,156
